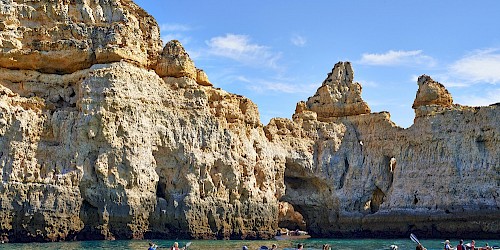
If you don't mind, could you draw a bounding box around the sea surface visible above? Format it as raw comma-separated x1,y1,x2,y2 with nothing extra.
0,238,498,250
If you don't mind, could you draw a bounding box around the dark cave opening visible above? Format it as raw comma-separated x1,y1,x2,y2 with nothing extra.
279,160,333,234
156,178,167,199
370,187,385,213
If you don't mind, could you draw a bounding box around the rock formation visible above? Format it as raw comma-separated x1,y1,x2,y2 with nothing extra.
413,75,457,118
0,0,498,243
0,0,162,74
305,62,370,121
272,71,499,239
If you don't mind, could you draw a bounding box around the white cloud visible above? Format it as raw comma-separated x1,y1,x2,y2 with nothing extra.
206,34,282,69
235,76,251,83
454,88,500,106
160,23,191,32
357,79,379,88
448,49,500,84
159,23,192,46
161,34,191,46
291,35,307,47
246,79,317,94
359,50,436,67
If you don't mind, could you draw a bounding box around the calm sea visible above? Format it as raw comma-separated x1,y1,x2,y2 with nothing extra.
0,238,498,250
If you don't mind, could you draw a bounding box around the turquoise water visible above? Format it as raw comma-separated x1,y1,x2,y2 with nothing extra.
0,238,498,250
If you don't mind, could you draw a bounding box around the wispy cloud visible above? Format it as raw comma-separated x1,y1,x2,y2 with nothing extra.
206,34,282,69
359,50,436,67
245,78,317,94
226,75,317,94
291,34,307,47
160,23,191,32
159,23,193,46
357,79,379,88
448,48,500,84
454,88,500,106
161,34,191,46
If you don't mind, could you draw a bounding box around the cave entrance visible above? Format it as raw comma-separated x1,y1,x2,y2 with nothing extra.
370,187,385,213
279,160,331,235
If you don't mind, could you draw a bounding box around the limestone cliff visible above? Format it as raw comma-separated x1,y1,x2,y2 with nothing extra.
0,0,162,74
0,60,284,241
0,0,281,242
270,69,499,239
0,0,498,243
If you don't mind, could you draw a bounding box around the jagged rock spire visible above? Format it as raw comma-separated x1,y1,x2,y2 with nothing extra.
412,75,453,109
155,40,197,79
412,75,454,118
155,40,213,86
301,62,370,120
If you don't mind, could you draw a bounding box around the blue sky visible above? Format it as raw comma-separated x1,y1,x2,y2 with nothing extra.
135,1,500,128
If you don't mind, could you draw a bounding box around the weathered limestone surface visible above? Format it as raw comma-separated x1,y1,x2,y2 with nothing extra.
0,0,162,74
305,62,370,120
0,0,498,243
271,69,499,238
0,61,285,242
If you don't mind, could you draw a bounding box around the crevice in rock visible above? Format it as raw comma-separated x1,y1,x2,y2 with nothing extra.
339,157,349,189
369,187,385,213
156,179,166,199
207,210,219,238
476,135,486,154
77,200,106,240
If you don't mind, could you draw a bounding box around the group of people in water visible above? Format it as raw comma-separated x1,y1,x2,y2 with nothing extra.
147,240,495,250
414,239,494,250
243,243,330,250
148,241,185,250
443,239,493,250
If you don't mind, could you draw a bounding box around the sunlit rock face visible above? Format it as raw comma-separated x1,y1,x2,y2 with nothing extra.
412,75,458,118
305,61,371,120
0,59,285,241
0,0,498,243
279,71,499,238
0,0,282,242
0,0,162,74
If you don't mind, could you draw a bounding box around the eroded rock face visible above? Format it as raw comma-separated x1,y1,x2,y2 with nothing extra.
413,75,453,109
155,40,213,87
0,60,287,241
305,62,370,120
413,75,457,118
267,68,499,238
155,40,196,79
0,0,162,74
0,0,283,241
0,0,498,243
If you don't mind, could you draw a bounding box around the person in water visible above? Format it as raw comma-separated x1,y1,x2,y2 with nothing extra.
171,242,185,250
271,244,278,249
297,243,304,250
457,240,466,250
148,242,157,250
445,240,453,250
323,244,331,250
481,243,492,250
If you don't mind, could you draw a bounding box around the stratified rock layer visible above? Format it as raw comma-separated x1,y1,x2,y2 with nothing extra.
0,0,498,243
0,0,162,74
0,60,284,241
